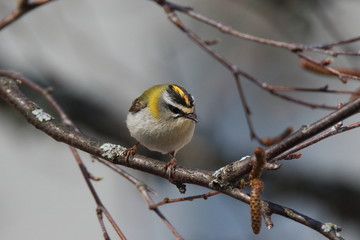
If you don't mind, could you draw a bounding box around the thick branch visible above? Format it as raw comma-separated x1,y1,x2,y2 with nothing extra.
219,99,360,185
0,74,346,240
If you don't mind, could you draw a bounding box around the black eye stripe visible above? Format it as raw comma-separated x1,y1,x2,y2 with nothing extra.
167,104,182,115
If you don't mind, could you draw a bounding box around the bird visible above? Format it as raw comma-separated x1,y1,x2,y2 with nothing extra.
125,84,198,177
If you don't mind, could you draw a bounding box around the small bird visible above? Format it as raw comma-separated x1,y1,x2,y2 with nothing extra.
126,84,198,176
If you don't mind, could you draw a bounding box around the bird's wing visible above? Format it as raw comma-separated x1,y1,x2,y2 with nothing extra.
129,95,148,113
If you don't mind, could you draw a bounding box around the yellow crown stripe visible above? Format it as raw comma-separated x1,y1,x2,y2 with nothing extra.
172,85,190,106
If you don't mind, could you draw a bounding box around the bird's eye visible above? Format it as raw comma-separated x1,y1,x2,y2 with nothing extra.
167,104,182,115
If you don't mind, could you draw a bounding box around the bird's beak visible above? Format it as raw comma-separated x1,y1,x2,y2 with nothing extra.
184,113,198,122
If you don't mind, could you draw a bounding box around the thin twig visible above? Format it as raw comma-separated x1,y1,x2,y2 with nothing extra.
297,53,360,83
94,156,157,195
96,207,111,240
266,84,358,95
316,36,360,50
270,90,337,110
233,74,260,140
300,59,360,78
165,1,360,56
0,0,54,30
137,185,184,240
261,127,293,146
160,5,274,142
151,191,220,208
157,2,342,148
94,156,183,239
69,147,127,240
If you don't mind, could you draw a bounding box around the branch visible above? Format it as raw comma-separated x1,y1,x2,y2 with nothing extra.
1,71,186,239
0,73,349,239
153,0,354,148
5,71,127,239
158,0,360,56
219,98,360,186
0,1,353,239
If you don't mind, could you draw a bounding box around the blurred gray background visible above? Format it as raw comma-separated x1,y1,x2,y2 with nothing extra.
0,0,360,239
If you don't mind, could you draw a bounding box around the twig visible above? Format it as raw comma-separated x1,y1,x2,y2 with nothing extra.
260,127,293,146
137,184,184,240
96,206,111,240
233,74,260,140
272,117,360,162
299,60,360,78
162,1,360,56
0,0,54,30
93,156,184,239
94,156,157,194
69,147,126,240
159,3,302,142
212,98,360,190
219,188,343,240
269,90,337,110
297,53,360,83
283,153,302,161
316,36,360,50
228,64,339,110
155,3,262,141
154,1,349,149
266,84,358,95
151,191,220,208
265,102,360,162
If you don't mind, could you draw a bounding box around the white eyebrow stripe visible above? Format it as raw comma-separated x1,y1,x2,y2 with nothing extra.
162,91,174,106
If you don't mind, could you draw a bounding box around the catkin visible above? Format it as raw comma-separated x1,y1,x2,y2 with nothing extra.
250,178,264,234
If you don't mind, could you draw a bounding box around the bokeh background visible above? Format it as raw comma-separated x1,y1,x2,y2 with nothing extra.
0,0,360,239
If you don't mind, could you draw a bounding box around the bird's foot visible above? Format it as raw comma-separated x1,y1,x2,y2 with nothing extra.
123,143,139,163
162,158,186,193
162,157,177,180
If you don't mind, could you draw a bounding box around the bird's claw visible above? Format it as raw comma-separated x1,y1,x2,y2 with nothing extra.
123,143,139,163
162,157,177,180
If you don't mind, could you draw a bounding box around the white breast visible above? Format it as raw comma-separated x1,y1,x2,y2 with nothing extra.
126,107,195,155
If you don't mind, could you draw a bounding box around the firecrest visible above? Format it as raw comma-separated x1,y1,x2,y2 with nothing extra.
126,84,198,174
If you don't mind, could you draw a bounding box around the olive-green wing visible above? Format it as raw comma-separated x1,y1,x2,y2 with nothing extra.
129,95,148,113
